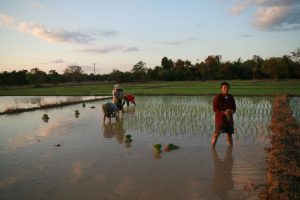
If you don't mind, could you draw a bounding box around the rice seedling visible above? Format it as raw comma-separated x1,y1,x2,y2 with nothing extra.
75,110,80,118
153,144,162,153
123,134,132,143
42,113,50,122
289,97,300,123
123,96,272,142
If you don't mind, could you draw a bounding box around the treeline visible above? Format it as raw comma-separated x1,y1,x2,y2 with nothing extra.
1,49,300,86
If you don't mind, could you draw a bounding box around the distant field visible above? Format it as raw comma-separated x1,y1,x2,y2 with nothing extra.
0,80,300,96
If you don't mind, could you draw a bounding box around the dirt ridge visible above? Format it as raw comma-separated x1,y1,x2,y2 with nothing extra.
260,95,300,199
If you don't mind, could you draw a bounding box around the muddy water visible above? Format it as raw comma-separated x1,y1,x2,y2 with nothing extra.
0,96,272,200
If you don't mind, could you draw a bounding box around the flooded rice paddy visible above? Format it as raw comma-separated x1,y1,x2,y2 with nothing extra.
0,96,274,200
289,97,300,123
0,96,109,113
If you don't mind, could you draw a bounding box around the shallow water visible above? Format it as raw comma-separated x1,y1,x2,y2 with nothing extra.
0,96,109,113
0,96,272,200
290,97,300,123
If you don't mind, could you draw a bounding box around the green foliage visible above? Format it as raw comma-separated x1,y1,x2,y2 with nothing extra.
124,134,132,142
1,49,300,86
153,144,162,148
63,66,84,83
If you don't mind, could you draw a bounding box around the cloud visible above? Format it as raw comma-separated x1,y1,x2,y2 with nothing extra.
0,13,94,44
186,37,199,41
80,45,139,54
17,22,94,44
101,30,119,37
160,41,183,45
24,0,45,9
239,34,252,37
124,47,139,52
90,29,119,37
158,37,198,45
228,0,300,31
51,59,65,64
230,1,249,15
0,14,16,26
0,13,137,55
81,45,124,54
197,25,205,28
254,5,300,31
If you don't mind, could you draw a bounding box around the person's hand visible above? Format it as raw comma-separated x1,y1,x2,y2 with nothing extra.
225,109,233,116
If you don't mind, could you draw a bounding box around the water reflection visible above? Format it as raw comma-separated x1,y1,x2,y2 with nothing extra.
0,96,108,113
102,116,126,144
211,146,234,199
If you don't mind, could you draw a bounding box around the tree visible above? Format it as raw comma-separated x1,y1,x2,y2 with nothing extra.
204,55,222,79
110,68,125,82
63,66,84,82
131,61,147,81
0,70,28,85
231,58,250,79
131,61,147,74
48,70,61,84
173,59,195,80
161,57,174,71
291,48,300,63
27,67,47,85
147,66,163,80
282,55,300,79
263,57,289,80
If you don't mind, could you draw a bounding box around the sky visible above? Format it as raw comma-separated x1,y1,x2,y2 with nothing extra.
0,0,300,74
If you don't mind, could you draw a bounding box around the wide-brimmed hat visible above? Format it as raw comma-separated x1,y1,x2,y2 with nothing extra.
114,84,121,89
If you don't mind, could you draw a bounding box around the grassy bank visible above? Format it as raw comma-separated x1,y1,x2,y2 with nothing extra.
260,95,300,199
0,80,300,96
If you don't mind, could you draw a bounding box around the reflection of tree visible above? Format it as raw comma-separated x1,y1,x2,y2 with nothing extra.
102,116,126,144
66,96,83,102
211,146,234,199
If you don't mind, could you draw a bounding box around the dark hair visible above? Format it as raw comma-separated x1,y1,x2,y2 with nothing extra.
220,82,230,88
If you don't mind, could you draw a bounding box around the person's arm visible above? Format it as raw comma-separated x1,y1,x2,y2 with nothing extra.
232,96,236,113
213,95,224,115
226,95,236,115
116,110,119,120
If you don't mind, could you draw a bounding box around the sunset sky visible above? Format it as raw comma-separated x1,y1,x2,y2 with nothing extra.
0,0,299,74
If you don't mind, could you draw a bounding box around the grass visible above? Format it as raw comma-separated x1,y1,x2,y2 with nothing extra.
0,80,300,96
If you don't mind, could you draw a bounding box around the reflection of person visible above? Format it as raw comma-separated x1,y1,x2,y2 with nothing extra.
122,94,136,108
102,116,126,144
211,146,234,199
211,82,236,147
112,84,124,113
101,102,119,123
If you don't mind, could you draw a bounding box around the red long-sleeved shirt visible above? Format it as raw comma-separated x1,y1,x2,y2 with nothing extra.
213,93,236,127
124,94,135,104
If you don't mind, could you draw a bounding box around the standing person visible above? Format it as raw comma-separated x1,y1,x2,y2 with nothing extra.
211,82,236,148
112,84,124,113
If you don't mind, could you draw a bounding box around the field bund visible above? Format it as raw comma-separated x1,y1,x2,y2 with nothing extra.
260,95,300,199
